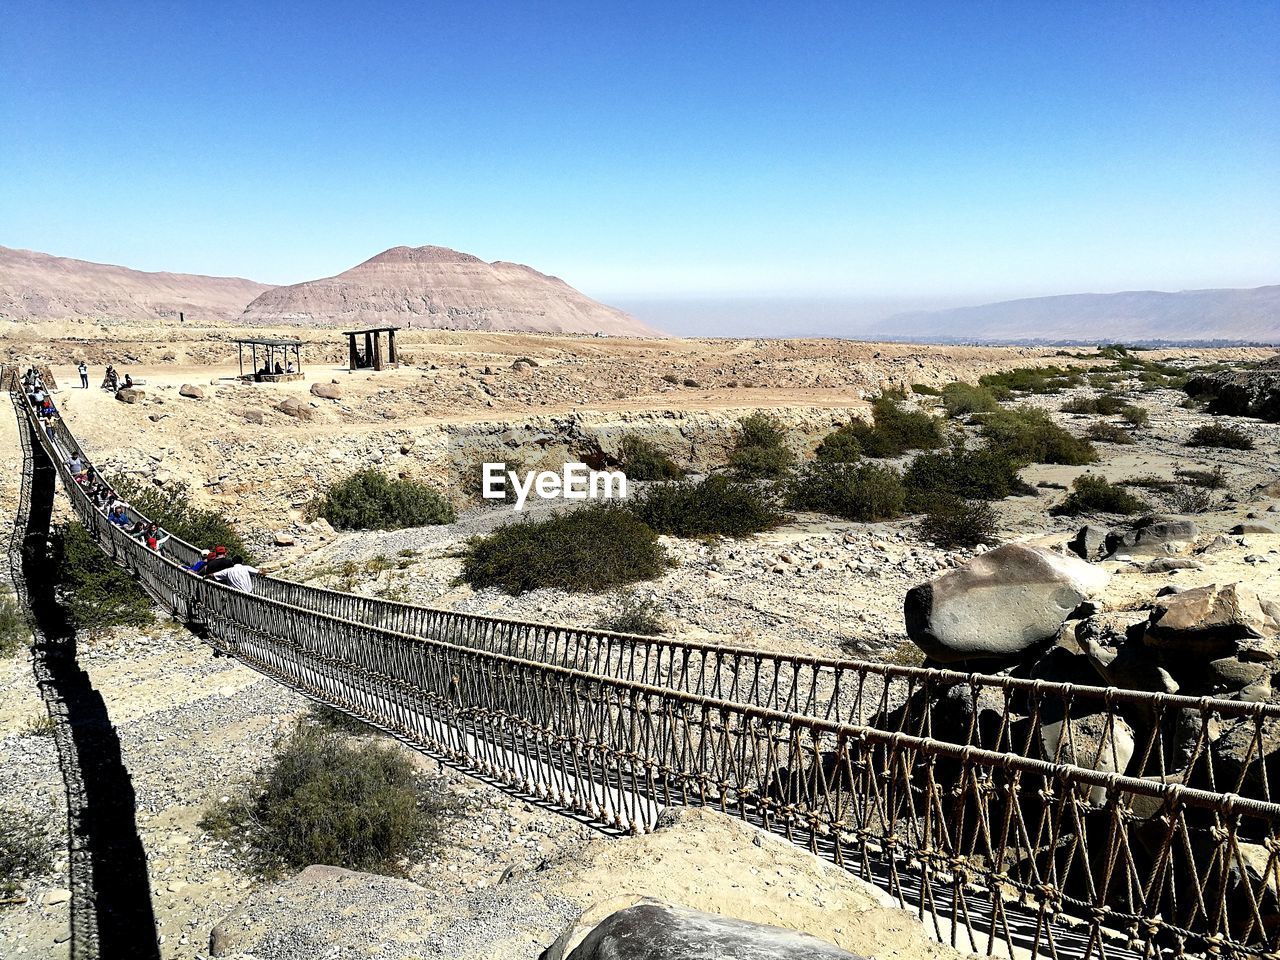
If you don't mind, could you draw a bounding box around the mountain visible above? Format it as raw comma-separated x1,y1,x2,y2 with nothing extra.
878,286,1280,344
0,245,273,324
239,245,658,336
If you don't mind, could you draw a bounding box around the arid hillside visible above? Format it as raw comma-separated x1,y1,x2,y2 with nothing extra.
239,245,657,336
0,246,274,324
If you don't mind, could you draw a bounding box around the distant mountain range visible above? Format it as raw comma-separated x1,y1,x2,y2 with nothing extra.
0,244,656,336
0,245,273,324
239,245,657,336
877,286,1279,344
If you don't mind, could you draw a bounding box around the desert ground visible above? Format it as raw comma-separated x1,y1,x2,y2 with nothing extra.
2,326,1279,959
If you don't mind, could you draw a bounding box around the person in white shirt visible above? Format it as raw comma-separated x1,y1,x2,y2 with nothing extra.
209,562,259,594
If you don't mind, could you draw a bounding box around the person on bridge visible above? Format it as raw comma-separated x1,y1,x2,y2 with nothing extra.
67,452,84,476
200,546,235,578
107,505,130,527
208,558,258,593
78,361,89,388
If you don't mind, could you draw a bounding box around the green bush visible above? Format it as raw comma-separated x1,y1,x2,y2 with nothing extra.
113,478,256,562
728,413,795,478
1120,405,1150,428
910,383,941,396
941,382,1001,418
1186,423,1254,450
915,496,1000,548
0,808,53,899
630,475,783,537
0,593,30,658
904,445,1029,509
844,394,945,458
201,723,453,874
813,425,863,463
1060,393,1127,416
1175,465,1226,489
460,504,666,594
787,462,906,521
1085,420,1135,444
314,470,456,530
979,365,1085,397
1051,476,1149,516
617,435,683,480
53,523,153,635
980,408,1098,465
596,592,666,636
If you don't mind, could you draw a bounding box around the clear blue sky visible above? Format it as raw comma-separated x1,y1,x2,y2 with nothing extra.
3,1,1277,306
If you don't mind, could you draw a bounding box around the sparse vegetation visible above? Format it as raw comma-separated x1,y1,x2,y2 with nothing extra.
200,723,454,875
978,365,1085,397
940,382,1000,418
113,477,256,562
728,413,795,479
53,522,154,634
787,461,906,521
1186,423,1254,450
1120,404,1150,428
910,383,941,396
616,435,683,480
460,504,666,594
1175,465,1227,489
842,394,945,458
813,424,862,463
980,408,1098,465
904,444,1029,508
596,591,666,636
0,808,53,900
1085,420,1136,444
915,496,1000,548
309,703,378,735
314,469,456,530
1166,485,1216,514
0,592,30,658
1060,393,1128,416
630,475,783,537
1051,476,1149,516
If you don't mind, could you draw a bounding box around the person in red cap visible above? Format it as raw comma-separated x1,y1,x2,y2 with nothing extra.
201,546,235,578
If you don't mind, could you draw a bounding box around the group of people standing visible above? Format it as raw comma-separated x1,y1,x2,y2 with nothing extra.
22,366,258,593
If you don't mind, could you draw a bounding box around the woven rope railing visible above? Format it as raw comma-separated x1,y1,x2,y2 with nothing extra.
20,387,1280,960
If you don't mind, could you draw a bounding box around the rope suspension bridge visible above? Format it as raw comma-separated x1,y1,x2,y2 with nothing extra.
9,381,1280,960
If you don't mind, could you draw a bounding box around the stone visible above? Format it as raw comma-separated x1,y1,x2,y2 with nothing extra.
1076,614,1179,694
1232,522,1279,535
277,397,315,421
115,387,144,403
1104,515,1199,558
43,887,71,906
1039,712,1135,805
1197,534,1233,555
273,532,296,547
512,360,535,376
1143,557,1205,574
235,408,265,425
310,382,343,400
178,383,204,399
1068,524,1109,561
550,901,864,960
904,543,1109,664
1145,583,1280,657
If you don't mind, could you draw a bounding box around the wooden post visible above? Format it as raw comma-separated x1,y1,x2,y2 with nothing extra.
348,334,358,371
388,329,397,364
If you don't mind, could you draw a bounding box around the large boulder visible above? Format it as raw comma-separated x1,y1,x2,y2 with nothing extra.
1068,524,1109,561
178,383,204,399
1105,515,1199,558
115,387,144,404
547,901,864,960
1039,712,1135,805
1076,613,1178,694
904,544,1109,664
310,381,343,400
277,397,316,421
1145,583,1280,658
